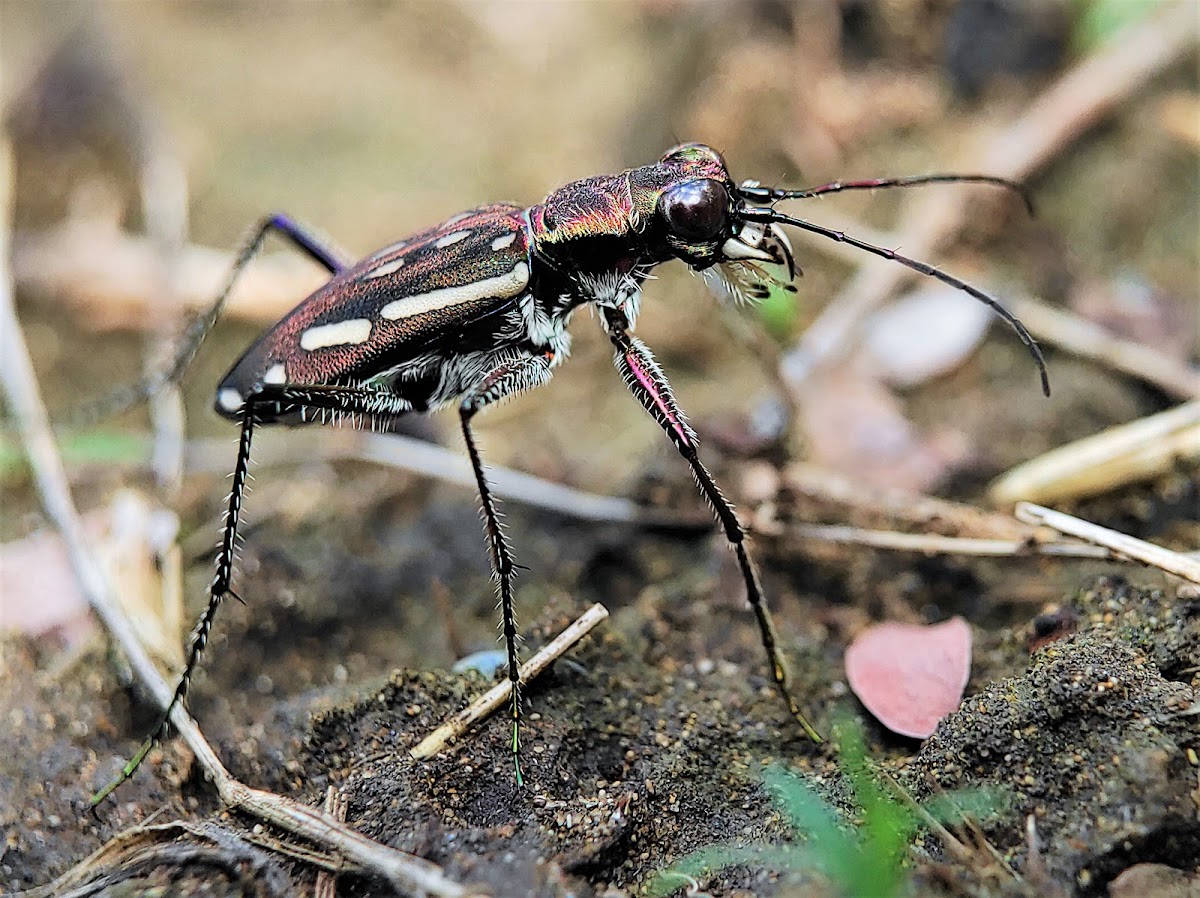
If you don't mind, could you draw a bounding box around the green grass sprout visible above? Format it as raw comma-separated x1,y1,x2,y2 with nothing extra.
646,715,1008,898
0,430,147,476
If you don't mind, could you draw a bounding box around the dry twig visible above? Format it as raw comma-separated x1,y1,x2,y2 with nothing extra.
1,427,681,528
189,431,665,526
18,821,288,898
1008,297,1200,401
411,603,609,761
1016,503,1200,585
759,462,1033,540
880,772,976,868
0,136,479,897
790,523,1112,561
315,787,351,898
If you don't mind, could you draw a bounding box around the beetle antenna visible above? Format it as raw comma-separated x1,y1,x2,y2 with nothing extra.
740,205,1050,396
738,174,1034,217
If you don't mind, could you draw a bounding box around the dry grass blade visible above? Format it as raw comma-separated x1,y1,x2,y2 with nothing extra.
777,462,1034,539
181,432,654,527
990,402,1200,505
411,603,609,761
17,821,288,898
0,136,480,898
792,523,1113,560
1016,503,1200,585
315,787,351,898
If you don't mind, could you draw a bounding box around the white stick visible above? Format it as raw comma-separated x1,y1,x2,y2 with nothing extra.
1015,503,1200,585
411,603,609,761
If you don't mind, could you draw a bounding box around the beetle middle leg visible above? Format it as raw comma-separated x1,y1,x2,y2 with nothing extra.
600,307,822,743
266,361,555,784
459,352,555,785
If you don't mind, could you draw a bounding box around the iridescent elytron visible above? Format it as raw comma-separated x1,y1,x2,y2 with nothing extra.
95,143,1047,802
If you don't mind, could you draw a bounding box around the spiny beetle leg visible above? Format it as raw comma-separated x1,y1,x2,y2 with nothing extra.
266,370,553,785
167,213,350,384
259,212,350,275
602,308,822,744
92,215,348,805
458,354,555,786
92,404,257,808
460,409,524,786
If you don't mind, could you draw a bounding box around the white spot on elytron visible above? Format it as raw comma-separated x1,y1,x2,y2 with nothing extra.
263,363,287,385
380,262,530,322
299,318,373,351
491,233,517,252
363,258,404,279
364,240,404,263
217,387,243,413
444,213,470,226
435,230,471,249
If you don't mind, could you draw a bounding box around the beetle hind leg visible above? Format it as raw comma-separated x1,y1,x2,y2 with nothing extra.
75,214,351,427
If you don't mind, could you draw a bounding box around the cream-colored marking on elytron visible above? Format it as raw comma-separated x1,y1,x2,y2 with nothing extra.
363,258,404,279
263,363,288,384
365,240,404,262
380,262,529,322
491,233,517,252
299,318,373,351
217,387,243,413
435,230,471,249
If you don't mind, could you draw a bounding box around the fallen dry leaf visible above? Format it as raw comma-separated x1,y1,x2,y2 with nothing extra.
0,490,182,665
844,616,972,739
0,528,94,646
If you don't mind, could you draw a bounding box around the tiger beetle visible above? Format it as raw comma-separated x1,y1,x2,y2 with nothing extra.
92,142,1047,804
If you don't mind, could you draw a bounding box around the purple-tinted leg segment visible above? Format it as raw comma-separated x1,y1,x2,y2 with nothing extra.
267,213,347,274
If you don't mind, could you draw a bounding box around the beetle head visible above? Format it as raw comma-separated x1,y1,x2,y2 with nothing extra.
651,143,797,305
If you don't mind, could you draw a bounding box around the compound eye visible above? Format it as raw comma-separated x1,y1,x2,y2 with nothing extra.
659,179,728,242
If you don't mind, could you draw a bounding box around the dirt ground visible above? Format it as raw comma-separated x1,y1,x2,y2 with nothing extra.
2,3,1197,897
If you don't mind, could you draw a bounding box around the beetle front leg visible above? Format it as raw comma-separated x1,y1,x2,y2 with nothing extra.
601,308,821,743
459,354,555,785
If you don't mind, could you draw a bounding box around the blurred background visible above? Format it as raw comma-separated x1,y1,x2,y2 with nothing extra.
5,0,1193,491
2,1,1198,892
3,0,1198,741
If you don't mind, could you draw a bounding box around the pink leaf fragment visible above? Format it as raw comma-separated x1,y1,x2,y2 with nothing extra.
844,616,973,739
797,365,971,494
